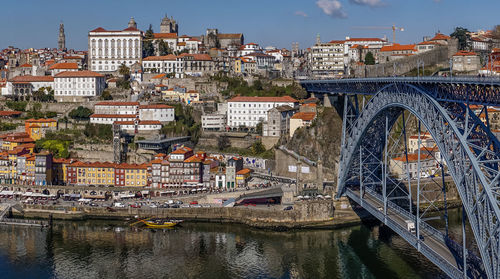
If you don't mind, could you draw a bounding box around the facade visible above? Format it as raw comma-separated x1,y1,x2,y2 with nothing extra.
142,54,214,77
226,157,243,189
34,152,53,186
114,120,162,132
88,23,143,72
227,96,298,129
201,114,226,131
310,40,345,78
94,101,138,115
262,105,296,137
54,71,106,102
25,118,57,141
380,44,417,62
289,112,317,137
168,147,194,186
138,104,175,122
390,154,437,179
90,114,137,125
4,76,54,100
91,102,174,125
452,51,481,73
58,23,66,50
49,62,78,76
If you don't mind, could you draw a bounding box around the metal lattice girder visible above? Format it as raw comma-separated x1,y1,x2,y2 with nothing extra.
336,83,500,279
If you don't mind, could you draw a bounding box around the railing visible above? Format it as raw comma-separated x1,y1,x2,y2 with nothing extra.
301,76,500,84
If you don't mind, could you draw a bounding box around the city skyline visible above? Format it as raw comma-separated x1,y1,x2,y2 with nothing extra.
1,0,499,51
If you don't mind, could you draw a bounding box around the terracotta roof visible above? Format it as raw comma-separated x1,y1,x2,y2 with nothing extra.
346,38,385,42
0,111,22,116
49,62,78,70
228,96,298,103
152,74,166,79
55,71,104,78
139,104,173,109
184,156,203,163
328,40,345,44
171,146,192,154
115,163,147,169
95,101,139,106
380,44,416,52
9,75,54,83
143,55,177,61
25,118,56,123
90,114,137,118
291,112,316,121
430,33,451,41
236,168,252,175
177,53,212,61
153,33,177,39
63,56,83,60
19,63,32,68
453,51,478,56
392,153,432,162
418,41,440,45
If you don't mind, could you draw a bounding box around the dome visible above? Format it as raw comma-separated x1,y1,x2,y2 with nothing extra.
128,17,137,28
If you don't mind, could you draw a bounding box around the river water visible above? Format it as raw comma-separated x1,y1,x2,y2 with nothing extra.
0,213,457,279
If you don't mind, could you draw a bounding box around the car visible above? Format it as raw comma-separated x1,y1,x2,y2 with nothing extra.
90,203,99,207
201,204,211,208
167,200,174,204
171,204,180,208
283,206,293,211
191,204,202,208
180,204,190,208
130,204,141,208
190,201,198,205
149,204,157,208
175,200,183,205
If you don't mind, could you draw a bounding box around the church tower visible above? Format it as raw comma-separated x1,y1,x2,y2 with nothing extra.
160,14,178,34
128,17,137,29
58,23,66,50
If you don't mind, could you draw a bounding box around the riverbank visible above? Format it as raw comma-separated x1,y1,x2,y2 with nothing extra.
11,198,365,230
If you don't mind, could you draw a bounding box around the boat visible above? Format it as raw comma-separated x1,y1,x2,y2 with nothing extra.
139,218,183,229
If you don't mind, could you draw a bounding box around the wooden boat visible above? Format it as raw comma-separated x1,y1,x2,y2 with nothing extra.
137,218,183,229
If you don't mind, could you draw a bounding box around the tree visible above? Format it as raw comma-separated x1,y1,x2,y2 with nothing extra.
100,90,113,100
68,106,93,120
142,24,155,57
450,27,471,50
251,141,266,155
217,134,230,151
158,40,170,56
364,51,375,65
117,64,131,89
255,122,263,135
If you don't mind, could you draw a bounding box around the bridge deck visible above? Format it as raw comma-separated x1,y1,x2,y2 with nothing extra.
346,188,464,278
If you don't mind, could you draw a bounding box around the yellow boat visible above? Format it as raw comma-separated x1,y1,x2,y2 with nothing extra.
138,218,183,229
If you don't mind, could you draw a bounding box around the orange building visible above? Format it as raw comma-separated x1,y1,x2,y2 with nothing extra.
25,118,57,140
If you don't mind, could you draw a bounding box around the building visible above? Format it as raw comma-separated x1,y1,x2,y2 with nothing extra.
236,168,253,187
25,118,57,140
49,62,78,76
227,96,298,129
114,120,162,132
91,102,174,125
160,15,178,34
34,151,53,186
142,54,215,77
52,158,73,185
289,112,317,137
54,71,106,102
4,75,54,100
380,44,417,62
58,23,66,50
242,53,275,70
138,104,175,122
262,105,296,137
452,51,481,73
168,146,194,186
116,163,147,187
94,101,139,115
408,132,435,153
226,157,243,189
390,153,437,179
309,40,345,78
201,114,226,131
88,20,143,72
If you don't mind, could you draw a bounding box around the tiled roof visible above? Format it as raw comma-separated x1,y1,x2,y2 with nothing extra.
228,96,298,103
143,55,177,61
177,53,212,61
0,111,22,116
55,71,104,78
392,153,432,162
49,62,78,70
151,74,166,79
346,38,384,42
453,50,478,56
114,120,162,125
430,33,451,41
328,40,345,44
19,63,32,67
153,33,177,39
139,104,173,109
25,118,56,123
95,101,139,106
380,44,416,52
236,168,252,175
9,75,54,83
217,33,243,39
171,146,192,154
291,112,316,121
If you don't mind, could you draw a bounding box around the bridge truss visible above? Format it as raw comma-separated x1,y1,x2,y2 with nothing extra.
301,77,500,279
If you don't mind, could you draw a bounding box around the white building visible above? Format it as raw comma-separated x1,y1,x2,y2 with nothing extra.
202,114,226,131
390,153,438,179
138,104,175,123
88,24,142,72
91,102,174,124
142,53,215,77
142,55,181,75
49,62,79,76
114,120,163,131
239,43,263,56
310,40,345,78
227,96,298,129
4,75,54,99
54,71,106,102
243,53,275,69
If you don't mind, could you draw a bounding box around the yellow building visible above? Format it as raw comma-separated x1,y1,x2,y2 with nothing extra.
25,118,57,141
116,163,147,187
52,158,74,185
1,133,35,151
25,155,36,185
71,162,115,186
0,152,9,183
236,168,253,187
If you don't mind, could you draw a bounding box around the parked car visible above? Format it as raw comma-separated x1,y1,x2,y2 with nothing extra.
180,204,190,208
190,201,198,205
130,204,141,208
171,204,180,208
283,206,293,211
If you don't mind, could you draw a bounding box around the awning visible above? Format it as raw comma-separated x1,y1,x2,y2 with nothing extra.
141,190,149,195
0,191,14,195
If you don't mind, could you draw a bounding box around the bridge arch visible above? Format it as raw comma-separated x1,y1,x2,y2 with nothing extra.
337,83,500,278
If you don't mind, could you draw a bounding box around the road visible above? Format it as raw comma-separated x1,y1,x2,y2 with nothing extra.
347,189,464,278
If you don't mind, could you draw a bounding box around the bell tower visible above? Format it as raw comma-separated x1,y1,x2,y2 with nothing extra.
58,22,66,50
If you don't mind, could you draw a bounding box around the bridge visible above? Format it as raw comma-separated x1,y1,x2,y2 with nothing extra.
301,76,500,279
136,136,191,152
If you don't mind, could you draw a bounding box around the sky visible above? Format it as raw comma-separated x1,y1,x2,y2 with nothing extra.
1,0,499,51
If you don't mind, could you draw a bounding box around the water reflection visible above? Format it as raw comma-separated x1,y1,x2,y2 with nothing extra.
0,219,448,279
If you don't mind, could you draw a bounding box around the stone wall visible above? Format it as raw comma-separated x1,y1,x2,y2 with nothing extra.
273,149,336,182
353,42,458,78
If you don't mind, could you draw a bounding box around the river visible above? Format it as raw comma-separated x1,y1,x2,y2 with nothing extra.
0,212,461,279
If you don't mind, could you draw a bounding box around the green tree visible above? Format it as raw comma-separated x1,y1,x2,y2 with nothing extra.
100,90,113,100
450,27,471,50
255,121,263,135
158,40,170,56
142,24,155,57
251,141,266,155
118,64,131,89
364,51,375,65
217,134,230,151
5,101,27,112
68,106,93,120
45,111,57,118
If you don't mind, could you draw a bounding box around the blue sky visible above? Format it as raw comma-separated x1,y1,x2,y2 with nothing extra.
1,0,498,50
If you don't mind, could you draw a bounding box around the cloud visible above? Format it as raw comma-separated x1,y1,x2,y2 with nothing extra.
316,0,347,18
349,0,386,7
294,10,308,17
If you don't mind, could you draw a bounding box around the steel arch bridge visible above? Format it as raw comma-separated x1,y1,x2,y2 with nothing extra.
300,77,500,279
